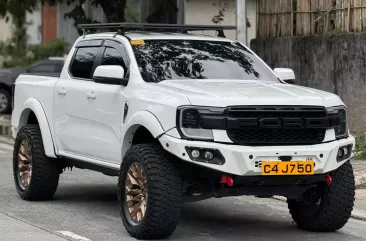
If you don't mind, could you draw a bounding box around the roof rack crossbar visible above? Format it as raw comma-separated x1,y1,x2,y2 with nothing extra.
77,23,237,37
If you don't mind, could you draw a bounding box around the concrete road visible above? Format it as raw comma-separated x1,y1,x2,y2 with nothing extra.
1,143,366,241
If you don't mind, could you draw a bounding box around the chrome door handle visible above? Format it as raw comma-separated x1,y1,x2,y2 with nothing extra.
86,91,96,99
57,87,67,95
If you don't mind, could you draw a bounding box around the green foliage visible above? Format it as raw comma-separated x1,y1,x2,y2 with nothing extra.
355,134,366,160
1,0,127,29
0,38,67,68
212,1,229,24
0,0,38,24
125,0,139,23
211,0,250,27
0,0,127,59
64,3,100,35
324,24,343,39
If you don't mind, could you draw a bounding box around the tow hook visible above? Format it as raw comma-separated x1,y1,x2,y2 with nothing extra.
325,174,332,185
220,175,234,187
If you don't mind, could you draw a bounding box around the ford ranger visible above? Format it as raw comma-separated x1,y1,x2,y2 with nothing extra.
11,23,355,240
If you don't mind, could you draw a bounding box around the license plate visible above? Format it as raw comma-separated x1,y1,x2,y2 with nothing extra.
261,161,314,176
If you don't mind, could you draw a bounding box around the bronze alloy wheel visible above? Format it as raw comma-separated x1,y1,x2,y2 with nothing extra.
13,125,60,201
119,144,183,239
125,162,147,223
17,139,32,189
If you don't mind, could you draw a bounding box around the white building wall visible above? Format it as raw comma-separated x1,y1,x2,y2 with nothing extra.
58,0,107,48
0,17,13,42
184,0,257,45
26,3,42,45
246,0,257,44
57,2,81,48
0,9,42,45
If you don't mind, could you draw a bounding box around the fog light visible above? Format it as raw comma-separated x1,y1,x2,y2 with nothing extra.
185,147,226,165
204,151,214,160
337,144,353,162
337,149,344,157
191,150,200,159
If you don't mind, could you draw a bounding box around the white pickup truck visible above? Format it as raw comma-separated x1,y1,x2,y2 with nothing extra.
11,23,355,240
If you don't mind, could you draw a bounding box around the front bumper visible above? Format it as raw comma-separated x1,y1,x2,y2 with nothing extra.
159,134,355,176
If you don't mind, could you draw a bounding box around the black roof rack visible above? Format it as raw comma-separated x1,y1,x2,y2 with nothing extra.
77,23,237,38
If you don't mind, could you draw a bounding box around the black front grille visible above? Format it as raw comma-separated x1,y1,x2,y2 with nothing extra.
226,106,327,145
227,128,325,145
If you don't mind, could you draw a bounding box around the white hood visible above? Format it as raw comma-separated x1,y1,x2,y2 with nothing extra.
158,80,343,107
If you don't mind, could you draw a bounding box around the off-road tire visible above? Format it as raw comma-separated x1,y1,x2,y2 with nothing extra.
288,161,355,232
13,124,60,200
118,144,183,240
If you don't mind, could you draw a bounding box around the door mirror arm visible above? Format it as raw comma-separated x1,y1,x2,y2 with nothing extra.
93,65,128,86
93,76,129,86
282,78,295,84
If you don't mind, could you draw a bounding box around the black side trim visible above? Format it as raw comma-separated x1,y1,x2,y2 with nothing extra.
63,157,119,176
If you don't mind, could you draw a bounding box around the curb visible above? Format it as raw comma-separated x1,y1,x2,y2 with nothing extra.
355,171,366,189
0,135,13,146
272,196,366,222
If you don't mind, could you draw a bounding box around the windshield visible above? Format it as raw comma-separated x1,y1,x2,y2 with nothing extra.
132,40,278,83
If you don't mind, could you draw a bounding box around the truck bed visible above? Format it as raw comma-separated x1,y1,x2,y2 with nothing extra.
11,74,59,134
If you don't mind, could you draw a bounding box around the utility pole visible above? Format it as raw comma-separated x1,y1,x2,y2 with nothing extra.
236,0,247,45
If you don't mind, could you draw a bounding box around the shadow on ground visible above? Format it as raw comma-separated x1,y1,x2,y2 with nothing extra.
49,181,356,241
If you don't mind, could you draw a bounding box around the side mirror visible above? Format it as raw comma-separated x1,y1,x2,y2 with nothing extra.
93,65,128,86
274,68,296,84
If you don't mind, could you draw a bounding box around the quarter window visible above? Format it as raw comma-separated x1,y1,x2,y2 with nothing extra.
27,64,55,73
70,47,100,79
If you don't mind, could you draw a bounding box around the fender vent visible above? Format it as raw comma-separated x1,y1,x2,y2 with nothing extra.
123,102,129,123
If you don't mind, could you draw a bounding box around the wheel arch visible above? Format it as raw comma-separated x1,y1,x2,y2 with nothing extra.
17,98,56,158
121,111,166,158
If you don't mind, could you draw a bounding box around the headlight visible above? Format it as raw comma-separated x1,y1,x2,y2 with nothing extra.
177,106,224,140
327,106,348,139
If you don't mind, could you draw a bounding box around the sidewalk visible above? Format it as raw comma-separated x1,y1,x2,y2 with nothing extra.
353,190,366,221
0,115,12,138
355,190,366,212
352,159,366,188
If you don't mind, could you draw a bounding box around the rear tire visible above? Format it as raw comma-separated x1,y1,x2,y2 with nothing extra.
288,161,355,232
13,125,60,200
118,144,183,240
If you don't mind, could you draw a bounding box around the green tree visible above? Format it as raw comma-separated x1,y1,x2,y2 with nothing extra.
0,0,129,48
0,0,127,24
